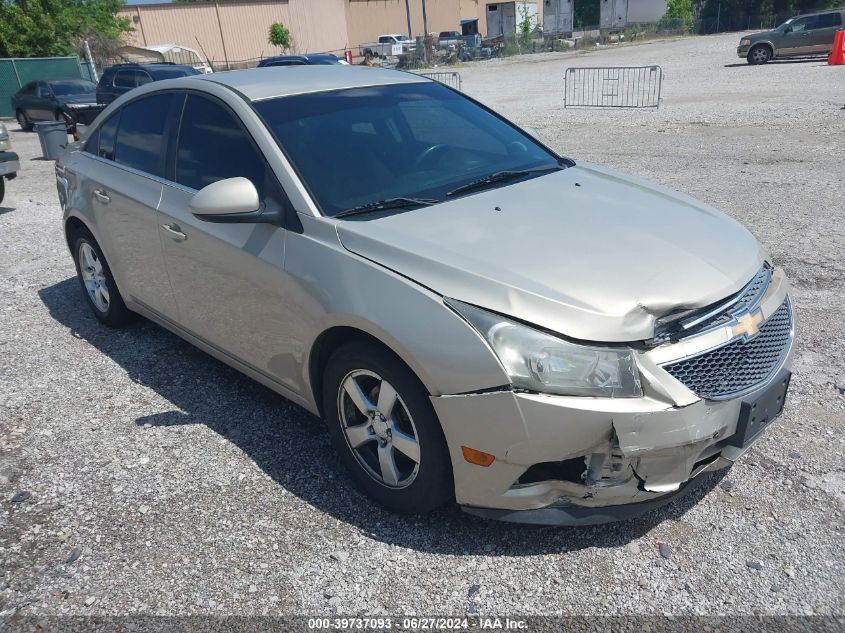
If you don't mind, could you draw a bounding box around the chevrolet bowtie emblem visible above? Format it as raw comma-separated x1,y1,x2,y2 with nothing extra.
732,310,765,339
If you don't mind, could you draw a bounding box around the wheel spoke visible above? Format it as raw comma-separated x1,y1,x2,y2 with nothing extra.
343,375,374,415
391,428,420,463
376,380,398,417
345,423,375,448
97,285,110,305
378,444,400,486
81,246,94,271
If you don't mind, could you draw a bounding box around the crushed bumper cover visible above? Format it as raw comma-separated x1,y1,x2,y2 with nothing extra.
461,467,723,526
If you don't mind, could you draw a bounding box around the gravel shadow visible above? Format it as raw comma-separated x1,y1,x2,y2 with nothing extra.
39,276,725,555
723,57,828,67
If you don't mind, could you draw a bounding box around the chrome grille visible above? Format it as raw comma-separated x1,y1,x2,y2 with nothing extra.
662,298,792,400
680,264,772,336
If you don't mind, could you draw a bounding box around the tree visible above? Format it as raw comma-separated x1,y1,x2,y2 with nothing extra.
0,0,131,59
665,0,696,30
268,22,291,53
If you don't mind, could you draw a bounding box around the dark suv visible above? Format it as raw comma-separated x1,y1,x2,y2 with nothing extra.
96,63,201,105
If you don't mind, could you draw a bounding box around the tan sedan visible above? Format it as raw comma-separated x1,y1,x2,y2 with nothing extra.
56,67,794,524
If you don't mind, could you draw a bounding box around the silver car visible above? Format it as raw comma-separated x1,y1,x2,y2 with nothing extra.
56,67,794,525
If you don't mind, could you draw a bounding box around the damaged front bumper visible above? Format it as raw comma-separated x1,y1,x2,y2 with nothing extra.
0,152,20,178
431,388,756,525
431,273,793,526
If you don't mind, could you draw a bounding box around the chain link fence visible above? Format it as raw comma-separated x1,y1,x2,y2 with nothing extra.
0,57,95,118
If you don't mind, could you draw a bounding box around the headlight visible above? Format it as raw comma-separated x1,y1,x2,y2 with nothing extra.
446,299,642,398
740,39,752,46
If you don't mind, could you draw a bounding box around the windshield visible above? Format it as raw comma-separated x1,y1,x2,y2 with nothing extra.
50,80,96,96
254,82,562,216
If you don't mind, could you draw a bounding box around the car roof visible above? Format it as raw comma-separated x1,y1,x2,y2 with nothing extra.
792,7,845,16
195,65,430,101
106,63,193,72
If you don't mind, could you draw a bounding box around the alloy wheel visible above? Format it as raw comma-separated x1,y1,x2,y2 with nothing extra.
78,242,110,313
751,47,770,63
337,369,421,488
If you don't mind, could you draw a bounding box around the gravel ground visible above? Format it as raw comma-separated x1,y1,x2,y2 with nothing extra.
1,33,843,621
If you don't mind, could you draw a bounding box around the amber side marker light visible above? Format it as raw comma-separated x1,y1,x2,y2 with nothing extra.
461,446,496,467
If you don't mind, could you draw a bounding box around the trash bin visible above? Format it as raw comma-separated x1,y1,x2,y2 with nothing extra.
34,121,69,160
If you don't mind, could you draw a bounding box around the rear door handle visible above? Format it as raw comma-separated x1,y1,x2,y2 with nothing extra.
160,223,187,242
93,189,110,204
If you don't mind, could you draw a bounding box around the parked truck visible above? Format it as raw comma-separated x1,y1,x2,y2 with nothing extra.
359,34,416,58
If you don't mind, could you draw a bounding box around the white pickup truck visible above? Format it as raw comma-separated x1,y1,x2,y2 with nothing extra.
360,34,416,58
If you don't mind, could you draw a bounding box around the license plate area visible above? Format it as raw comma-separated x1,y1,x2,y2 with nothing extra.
729,369,791,448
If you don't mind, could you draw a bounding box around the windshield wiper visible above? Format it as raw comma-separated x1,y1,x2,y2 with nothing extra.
334,197,439,219
446,164,565,198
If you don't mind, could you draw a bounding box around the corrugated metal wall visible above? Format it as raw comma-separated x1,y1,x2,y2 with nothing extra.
121,0,349,66
119,0,523,68
345,0,462,46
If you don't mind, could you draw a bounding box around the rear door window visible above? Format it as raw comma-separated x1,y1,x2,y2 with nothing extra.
815,13,842,28
113,93,174,176
113,70,136,88
175,94,266,196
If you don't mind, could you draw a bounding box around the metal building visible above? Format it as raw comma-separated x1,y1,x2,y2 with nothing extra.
543,0,574,35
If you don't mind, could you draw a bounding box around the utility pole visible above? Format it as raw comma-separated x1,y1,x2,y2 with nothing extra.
83,40,98,82
716,1,721,33
421,0,429,39
404,0,412,38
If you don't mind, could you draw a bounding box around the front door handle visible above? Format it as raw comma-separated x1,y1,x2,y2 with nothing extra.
93,189,110,204
160,223,187,242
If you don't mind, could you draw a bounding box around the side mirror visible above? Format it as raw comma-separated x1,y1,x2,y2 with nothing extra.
783,25,792,33
189,177,280,225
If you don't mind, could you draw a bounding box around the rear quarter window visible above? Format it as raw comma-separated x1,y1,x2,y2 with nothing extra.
816,13,842,28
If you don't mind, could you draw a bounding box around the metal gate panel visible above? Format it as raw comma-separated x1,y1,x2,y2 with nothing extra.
413,71,462,92
563,66,662,109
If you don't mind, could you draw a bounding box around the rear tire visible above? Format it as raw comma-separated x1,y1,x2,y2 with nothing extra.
16,110,32,132
70,227,134,327
0,178,5,205
323,340,453,515
747,44,772,65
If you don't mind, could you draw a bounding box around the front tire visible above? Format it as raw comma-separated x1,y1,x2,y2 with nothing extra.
323,341,453,514
747,44,772,65
16,110,32,132
70,228,133,327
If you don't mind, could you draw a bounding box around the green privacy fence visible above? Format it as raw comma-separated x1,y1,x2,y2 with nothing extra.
0,57,95,118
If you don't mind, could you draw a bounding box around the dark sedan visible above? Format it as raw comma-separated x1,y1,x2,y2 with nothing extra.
11,79,98,131
257,53,345,67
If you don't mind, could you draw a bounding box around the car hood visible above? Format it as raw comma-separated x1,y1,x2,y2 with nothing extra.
335,163,764,342
743,30,777,41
